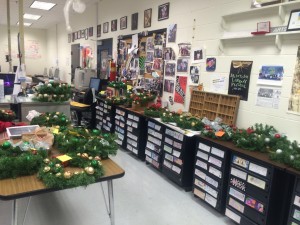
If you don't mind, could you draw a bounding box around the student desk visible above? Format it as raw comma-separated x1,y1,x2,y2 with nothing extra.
0,158,125,225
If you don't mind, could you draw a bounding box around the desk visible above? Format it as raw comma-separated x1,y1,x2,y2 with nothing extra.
0,158,125,225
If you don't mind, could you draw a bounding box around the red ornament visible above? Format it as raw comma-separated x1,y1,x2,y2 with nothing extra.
274,133,281,138
246,128,254,134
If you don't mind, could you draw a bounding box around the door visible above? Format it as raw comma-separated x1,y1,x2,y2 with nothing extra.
97,38,112,79
71,44,80,82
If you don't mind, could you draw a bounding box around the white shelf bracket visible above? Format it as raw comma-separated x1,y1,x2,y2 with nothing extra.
278,5,286,23
221,17,227,31
275,35,282,52
219,40,224,55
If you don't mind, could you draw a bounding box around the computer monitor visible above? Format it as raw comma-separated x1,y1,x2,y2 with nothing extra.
89,78,101,93
0,73,15,95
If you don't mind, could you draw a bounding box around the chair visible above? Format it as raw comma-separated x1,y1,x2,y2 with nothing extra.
70,88,96,128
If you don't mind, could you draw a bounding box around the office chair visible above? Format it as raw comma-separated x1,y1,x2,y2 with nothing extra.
70,88,96,128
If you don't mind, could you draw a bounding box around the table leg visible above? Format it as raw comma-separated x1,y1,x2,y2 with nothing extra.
22,197,31,225
107,180,115,225
12,199,17,225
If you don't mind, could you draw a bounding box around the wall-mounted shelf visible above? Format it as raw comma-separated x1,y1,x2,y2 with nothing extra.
222,1,300,28
219,30,300,52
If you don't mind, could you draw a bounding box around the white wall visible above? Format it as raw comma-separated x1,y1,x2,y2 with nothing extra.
46,2,98,83
0,25,47,75
47,0,300,141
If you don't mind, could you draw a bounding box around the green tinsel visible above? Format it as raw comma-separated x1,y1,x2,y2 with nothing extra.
0,109,16,122
30,112,70,129
0,141,47,179
33,82,71,102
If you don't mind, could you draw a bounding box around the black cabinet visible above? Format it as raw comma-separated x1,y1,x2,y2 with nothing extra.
114,106,127,148
161,126,196,190
95,99,115,133
193,136,231,213
225,152,291,225
125,111,147,160
145,119,165,170
287,176,300,225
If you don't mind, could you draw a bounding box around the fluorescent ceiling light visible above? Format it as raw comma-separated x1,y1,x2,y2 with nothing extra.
30,1,56,10
17,22,32,27
24,13,41,20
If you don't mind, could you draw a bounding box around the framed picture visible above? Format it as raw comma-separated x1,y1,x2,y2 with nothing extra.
158,2,170,21
77,31,81,39
120,16,127,30
85,28,89,40
103,22,109,33
251,0,281,8
111,19,117,31
287,9,300,31
257,21,271,32
131,13,138,30
88,27,93,37
97,24,101,37
81,30,85,38
144,8,152,28
74,32,78,40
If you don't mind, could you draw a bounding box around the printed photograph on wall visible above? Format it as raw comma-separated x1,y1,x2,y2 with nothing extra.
178,43,191,57
146,37,154,51
154,46,163,58
120,16,127,30
165,63,176,76
88,27,93,37
256,87,281,109
258,65,284,86
164,79,174,93
144,8,152,28
145,63,152,74
177,58,189,73
174,76,187,104
152,58,163,70
158,2,170,21
228,60,253,101
189,65,200,84
288,46,300,114
167,24,177,43
146,52,154,62
164,47,176,60
206,57,216,71
193,47,205,63
131,13,138,30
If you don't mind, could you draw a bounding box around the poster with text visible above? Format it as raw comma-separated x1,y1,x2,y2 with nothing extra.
228,60,253,101
288,46,300,114
256,87,281,109
174,76,187,104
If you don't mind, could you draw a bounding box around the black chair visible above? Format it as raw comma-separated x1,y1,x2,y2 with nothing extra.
70,88,96,128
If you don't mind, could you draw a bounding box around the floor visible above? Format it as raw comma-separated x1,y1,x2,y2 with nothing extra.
0,149,234,225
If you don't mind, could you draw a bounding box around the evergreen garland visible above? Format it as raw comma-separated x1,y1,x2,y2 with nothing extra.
105,96,128,105
0,141,47,179
160,111,180,123
30,112,70,129
0,109,16,122
108,81,127,89
144,103,164,118
33,82,71,102
176,115,204,131
54,128,118,159
201,123,236,141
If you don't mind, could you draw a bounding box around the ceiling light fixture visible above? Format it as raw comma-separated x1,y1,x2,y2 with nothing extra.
17,22,32,27
30,1,56,10
24,13,41,20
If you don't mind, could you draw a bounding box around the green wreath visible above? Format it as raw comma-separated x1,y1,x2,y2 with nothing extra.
30,112,70,129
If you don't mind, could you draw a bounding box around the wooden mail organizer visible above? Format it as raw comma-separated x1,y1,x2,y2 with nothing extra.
145,118,165,170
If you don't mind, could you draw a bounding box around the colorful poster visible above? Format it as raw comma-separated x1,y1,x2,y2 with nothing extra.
288,46,300,114
228,60,253,101
174,76,187,104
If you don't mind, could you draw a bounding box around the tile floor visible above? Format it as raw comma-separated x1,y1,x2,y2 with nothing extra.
0,149,234,225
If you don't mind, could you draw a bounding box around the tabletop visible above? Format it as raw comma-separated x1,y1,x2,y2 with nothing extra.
0,158,125,200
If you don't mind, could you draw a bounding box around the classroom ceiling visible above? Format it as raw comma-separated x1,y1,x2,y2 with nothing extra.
0,0,99,29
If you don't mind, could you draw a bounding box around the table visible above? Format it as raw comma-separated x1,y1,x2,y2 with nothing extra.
0,158,125,225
